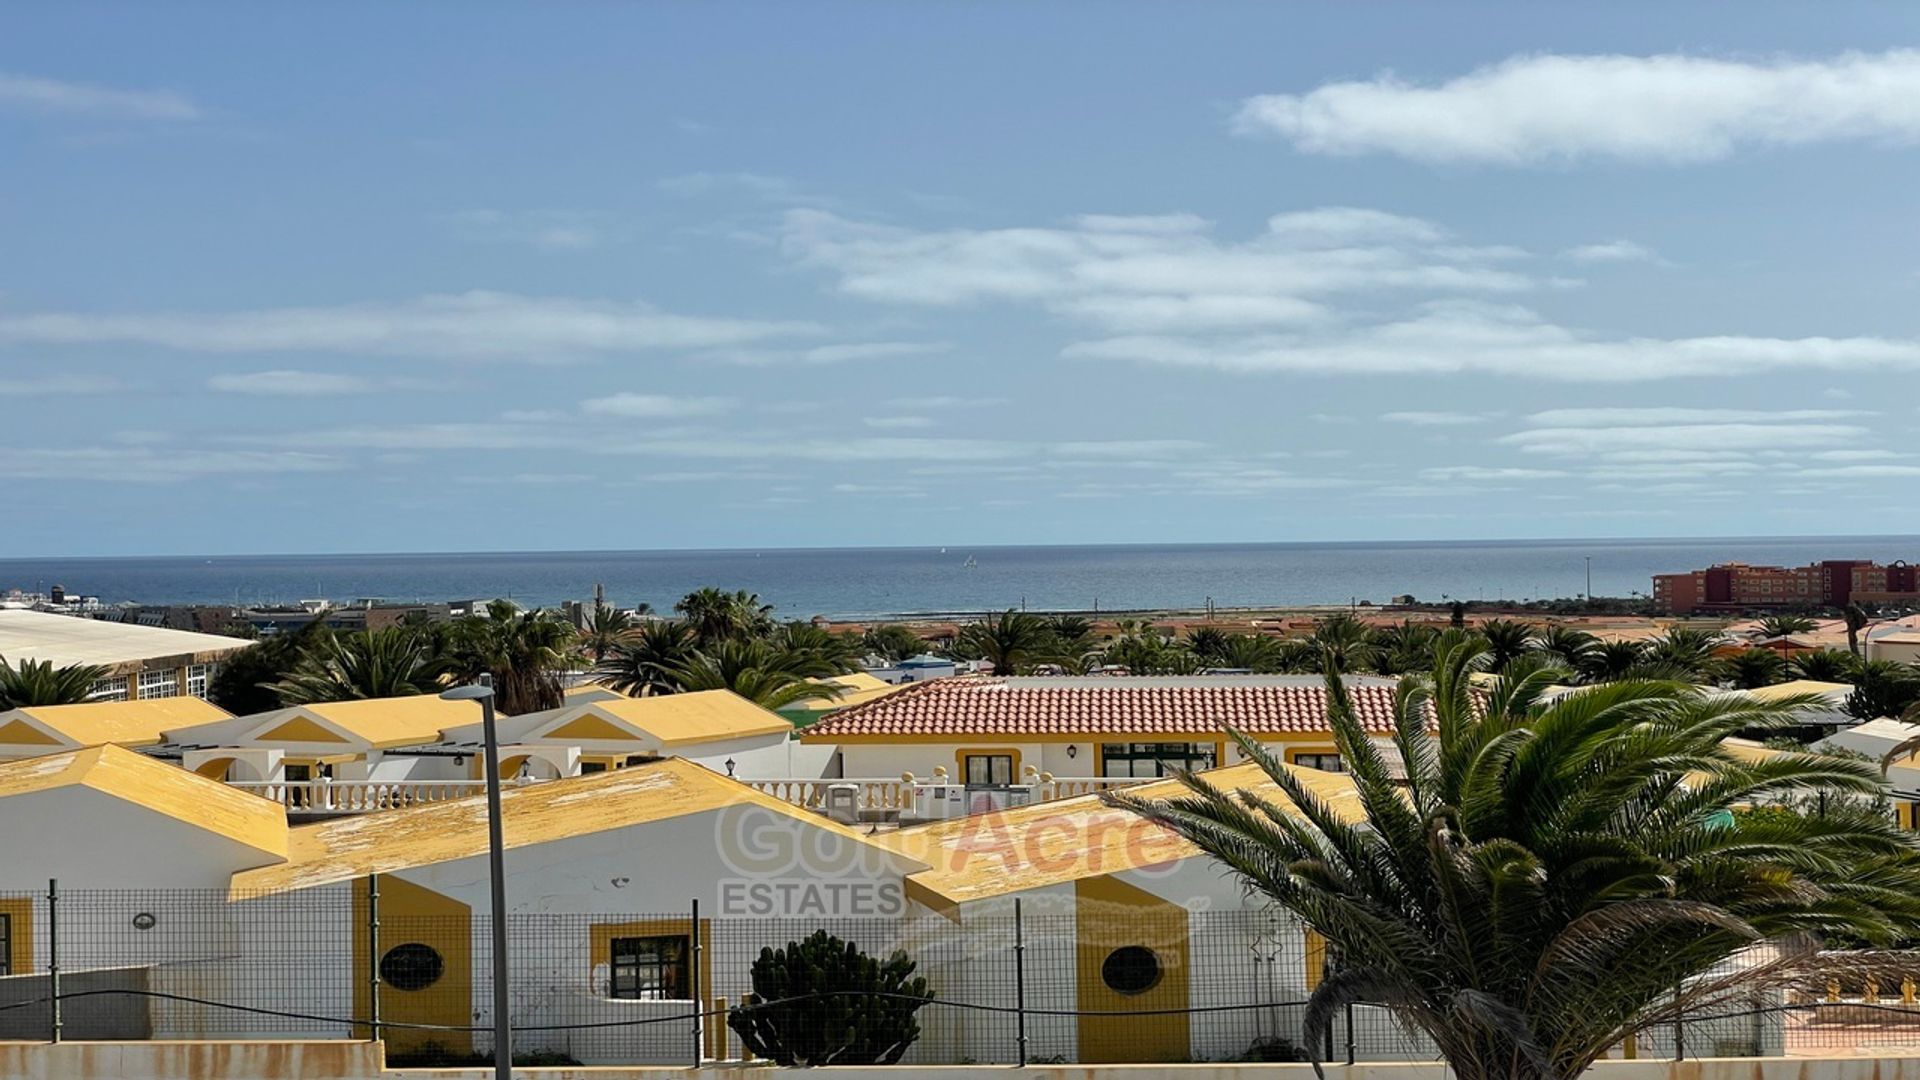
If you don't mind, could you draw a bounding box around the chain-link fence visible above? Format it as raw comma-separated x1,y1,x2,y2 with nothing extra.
2,884,1919,1066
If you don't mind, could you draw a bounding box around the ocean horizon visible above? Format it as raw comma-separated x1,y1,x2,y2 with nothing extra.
4,535,1918,620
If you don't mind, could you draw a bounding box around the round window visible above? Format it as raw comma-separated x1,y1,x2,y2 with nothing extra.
379,943,445,992
1101,945,1162,996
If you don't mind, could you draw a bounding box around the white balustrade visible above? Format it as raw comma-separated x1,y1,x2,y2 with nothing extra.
227,779,495,813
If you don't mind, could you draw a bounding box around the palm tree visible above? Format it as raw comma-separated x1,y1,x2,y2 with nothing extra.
1844,603,1872,657
1643,627,1721,679
1217,633,1285,673
675,588,775,647
1367,621,1440,676
662,640,842,710
1308,614,1376,673
1845,660,1920,721
1714,647,1787,690
1185,626,1233,663
1531,625,1597,672
862,624,925,664
595,620,698,696
1109,634,1920,1080
955,610,1054,675
1790,649,1859,683
269,627,448,704
580,604,635,664
448,600,577,715
1580,639,1645,684
1756,614,1818,639
0,656,109,709
1475,618,1534,672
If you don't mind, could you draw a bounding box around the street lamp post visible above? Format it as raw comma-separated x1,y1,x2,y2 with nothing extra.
442,682,512,1079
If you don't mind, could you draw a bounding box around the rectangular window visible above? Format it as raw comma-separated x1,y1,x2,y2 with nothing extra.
609,935,689,1000
963,754,1014,786
185,664,211,698
0,913,10,977
137,669,180,699
579,761,608,775
1100,742,1217,778
1292,753,1346,774
87,676,129,702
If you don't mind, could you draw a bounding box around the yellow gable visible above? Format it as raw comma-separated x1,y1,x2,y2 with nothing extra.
257,716,350,743
543,714,638,742
0,719,61,747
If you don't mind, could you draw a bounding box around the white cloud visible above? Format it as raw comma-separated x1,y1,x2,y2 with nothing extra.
780,207,1532,329
1420,465,1567,481
1563,240,1662,263
862,416,935,429
1807,449,1906,462
882,395,1006,410
0,71,199,120
1381,410,1489,426
0,447,337,482
0,375,126,395
1501,422,1867,455
1524,407,1864,426
1065,302,1920,381
580,393,735,418
1233,50,1920,164
207,370,377,395
0,291,820,360
695,341,950,366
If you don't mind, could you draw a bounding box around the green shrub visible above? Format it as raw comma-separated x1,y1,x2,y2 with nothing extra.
726,930,934,1065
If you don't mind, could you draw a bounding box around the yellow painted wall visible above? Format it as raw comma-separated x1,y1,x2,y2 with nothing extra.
352,875,473,1056
0,897,30,975
1075,875,1190,1063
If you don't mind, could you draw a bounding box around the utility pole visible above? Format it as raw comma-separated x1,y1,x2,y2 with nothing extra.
1585,556,1593,602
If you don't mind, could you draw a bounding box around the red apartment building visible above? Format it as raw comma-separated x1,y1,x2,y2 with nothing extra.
1653,560,1920,614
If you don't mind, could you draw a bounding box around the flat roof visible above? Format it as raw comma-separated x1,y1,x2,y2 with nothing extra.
0,609,253,672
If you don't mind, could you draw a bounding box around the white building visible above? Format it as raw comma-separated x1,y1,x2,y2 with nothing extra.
0,608,252,702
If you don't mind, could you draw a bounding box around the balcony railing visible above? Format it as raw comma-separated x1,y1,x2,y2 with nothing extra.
227,779,500,813
739,775,1148,815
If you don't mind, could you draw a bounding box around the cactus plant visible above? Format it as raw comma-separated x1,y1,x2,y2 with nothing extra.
726,930,934,1065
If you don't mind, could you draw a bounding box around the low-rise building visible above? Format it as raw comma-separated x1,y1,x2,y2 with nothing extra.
0,697,231,760
0,608,253,701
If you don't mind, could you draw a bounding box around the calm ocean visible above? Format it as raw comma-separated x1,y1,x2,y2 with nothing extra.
3,537,1918,620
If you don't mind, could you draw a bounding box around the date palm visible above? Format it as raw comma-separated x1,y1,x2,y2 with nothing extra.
676,587,776,647
1714,647,1787,690
448,600,577,715
580,604,635,663
1475,618,1533,672
1580,638,1645,684
1531,625,1597,672
663,640,841,710
269,627,447,704
594,620,698,697
1755,614,1818,639
1110,633,1920,1080
0,656,110,709
1308,613,1376,673
1789,649,1858,684
955,609,1054,676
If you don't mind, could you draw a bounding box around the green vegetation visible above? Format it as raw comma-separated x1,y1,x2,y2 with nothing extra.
0,655,110,709
1110,633,1920,1080
727,930,934,1066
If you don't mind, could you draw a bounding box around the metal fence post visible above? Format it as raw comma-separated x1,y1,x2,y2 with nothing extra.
46,879,59,1045
367,873,381,1043
1673,984,1685,1062
1344,1002,1356,1065
690,899,703,1068
1013,898,1029,1067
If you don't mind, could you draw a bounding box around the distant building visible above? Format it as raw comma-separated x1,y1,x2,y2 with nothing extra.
0,608,253,701
1652,559,1920,614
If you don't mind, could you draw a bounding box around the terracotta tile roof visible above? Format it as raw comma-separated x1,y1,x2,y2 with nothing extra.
799,675,1407,740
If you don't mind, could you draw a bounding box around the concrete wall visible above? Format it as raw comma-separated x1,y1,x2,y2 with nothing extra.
3,1044,1920,1080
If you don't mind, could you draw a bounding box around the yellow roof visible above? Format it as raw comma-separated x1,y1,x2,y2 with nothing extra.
562,682,630,703
263,696,475,749
0,744,286,860
1744,680,1854,702
785,681,910,715
826,673,893,693
230,756,882,896
585,691,793,746
876,761,1364,909
3,696,232,748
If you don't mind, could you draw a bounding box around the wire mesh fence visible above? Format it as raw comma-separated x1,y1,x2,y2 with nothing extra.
2,884,1920,1065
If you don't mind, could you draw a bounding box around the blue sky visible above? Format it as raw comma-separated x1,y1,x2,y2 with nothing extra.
6,2,1920,556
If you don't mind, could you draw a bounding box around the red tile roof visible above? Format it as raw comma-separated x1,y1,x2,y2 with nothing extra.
800,676,1407,740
